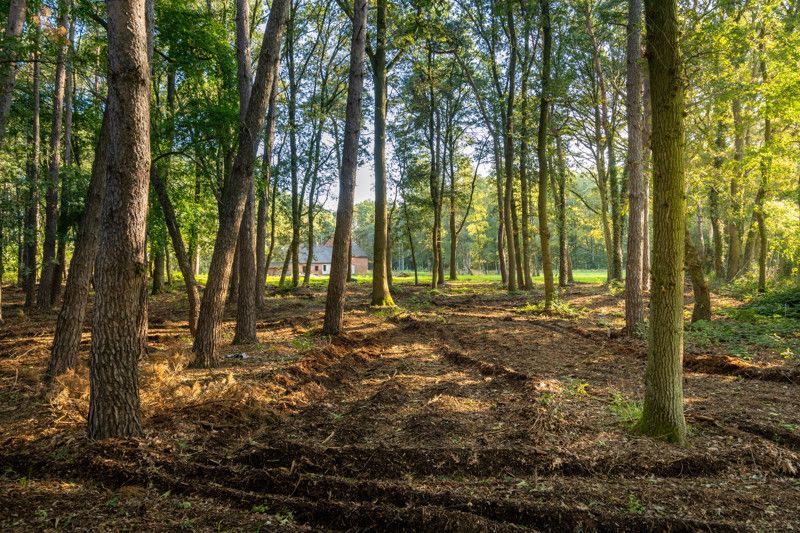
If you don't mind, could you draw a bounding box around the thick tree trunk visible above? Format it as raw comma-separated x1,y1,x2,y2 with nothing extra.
639,0,687,445
756,44,770,294
642,67,651,291
370,0,393,306
624,0,645,336
323,0,366,335
518,62,533,290
23,24,40,309
537,0,554,309
87,0,151,439
0,0,26,142
685,229,711,323
47,112,108,380
192,0,289,367
38,3,70,309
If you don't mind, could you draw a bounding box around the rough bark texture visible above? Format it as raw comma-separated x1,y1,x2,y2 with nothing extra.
639,0,687,445
642,67,651,291
47,112,109,380
0,0,26,142
536,0,554,309
555,134,569,287
233,0,257,344
87,0,151,439
191,0,290,368
370,0,394,306
624,0,645,336
685,229,711,323
38,3,70,309
23,24,40,309
323,0,366,334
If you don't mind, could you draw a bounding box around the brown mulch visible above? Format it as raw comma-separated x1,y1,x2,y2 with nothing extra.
1,280,799,531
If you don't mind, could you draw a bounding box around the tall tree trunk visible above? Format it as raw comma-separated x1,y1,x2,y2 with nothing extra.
624,0,645,335
642,66,651,291
370,0,393,306
38,2,70,309
555,133,569,287
639,0,687,445
288,5,300,288
0,0,26,142
503,2,518,293
255,78,277,308
448,131,458,281
52,13,76,305
192,0,289,368
403,200,418,285
537,0,554,309
233,0,257,344
23,23,40,309
756,36,769,293
685,229,711,323
150,166,200,335
47,112,108,380
726,98,743,280
87,0,151,439
323,0,366,335
518,57,533,290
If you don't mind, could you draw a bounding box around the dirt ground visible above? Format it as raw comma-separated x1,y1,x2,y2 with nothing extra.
1,279,799,531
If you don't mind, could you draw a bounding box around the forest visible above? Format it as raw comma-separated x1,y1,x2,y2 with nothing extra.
1,0,799,529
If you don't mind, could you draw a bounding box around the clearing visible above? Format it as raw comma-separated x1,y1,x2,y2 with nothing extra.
1,278,799,531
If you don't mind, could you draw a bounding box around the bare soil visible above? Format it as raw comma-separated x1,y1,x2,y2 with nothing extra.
1,280,799,531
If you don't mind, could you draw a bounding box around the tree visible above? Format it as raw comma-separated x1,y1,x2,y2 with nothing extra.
47,113,108,380
38,2,70,309
537,0,555,309
0,0,26,142
323,0,366,335
191,0,290,368
624,0,645,336
87,0,151,439
638,0,687,445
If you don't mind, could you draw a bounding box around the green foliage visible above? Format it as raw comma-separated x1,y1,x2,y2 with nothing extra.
609,393,643,429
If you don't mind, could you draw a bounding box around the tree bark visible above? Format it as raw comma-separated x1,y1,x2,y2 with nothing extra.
0,0,26,142
87,0,151,438
370,0,393,306
725,98,743,280
255,78,277,308
38,2,70,309
685,229,711,323
639,0,687,445
192,0,290,367
537,0,554,309
233,0,257,344
323,0,366,335
47,112,109,380
23,23,40,309
502,2,518,293
624,0,645,335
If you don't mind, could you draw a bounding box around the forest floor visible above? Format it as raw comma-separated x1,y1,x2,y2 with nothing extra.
1,276,799,531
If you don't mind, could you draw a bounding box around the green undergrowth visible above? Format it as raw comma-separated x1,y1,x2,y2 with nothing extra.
685,284,800,360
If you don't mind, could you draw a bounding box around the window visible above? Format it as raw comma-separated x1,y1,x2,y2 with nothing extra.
314,265,319,272
323,264,329,274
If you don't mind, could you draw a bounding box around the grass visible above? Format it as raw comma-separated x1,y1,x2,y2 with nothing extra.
685,284,800,360
609,392,643,429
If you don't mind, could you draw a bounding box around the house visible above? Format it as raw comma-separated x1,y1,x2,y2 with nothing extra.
267,239,369,277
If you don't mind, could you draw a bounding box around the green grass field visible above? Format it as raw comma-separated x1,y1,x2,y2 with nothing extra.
180,269,608,288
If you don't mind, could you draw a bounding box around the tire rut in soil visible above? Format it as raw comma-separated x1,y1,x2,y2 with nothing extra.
79,449,743,532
